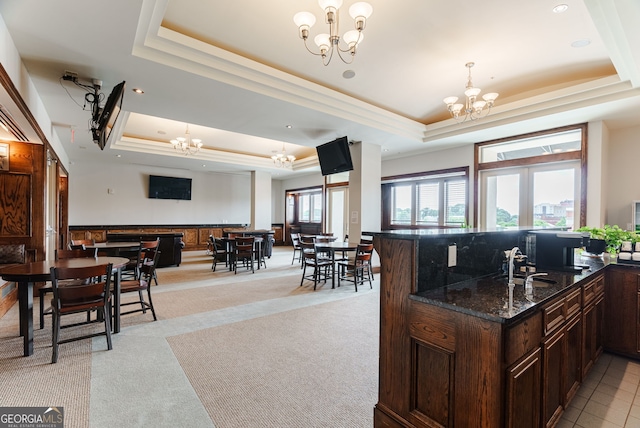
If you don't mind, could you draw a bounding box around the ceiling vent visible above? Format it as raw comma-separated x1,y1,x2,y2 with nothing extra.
0,104,28,142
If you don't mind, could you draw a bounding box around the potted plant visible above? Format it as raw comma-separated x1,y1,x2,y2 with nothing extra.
576,225,638,255
575,226,607,255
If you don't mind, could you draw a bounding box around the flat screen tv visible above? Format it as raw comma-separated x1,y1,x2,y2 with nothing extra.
316,136,354,176
92,80,125,150
148,175,192,200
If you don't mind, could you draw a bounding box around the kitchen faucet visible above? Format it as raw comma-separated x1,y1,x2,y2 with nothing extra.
507,246,523,286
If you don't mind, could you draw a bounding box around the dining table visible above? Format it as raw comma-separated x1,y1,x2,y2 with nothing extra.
85,241,141,256
220,236,266,271
313,241,358,288
0,256,129,357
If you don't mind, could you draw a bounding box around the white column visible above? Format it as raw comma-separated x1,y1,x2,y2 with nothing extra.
348,141,381,243
251,171,272,229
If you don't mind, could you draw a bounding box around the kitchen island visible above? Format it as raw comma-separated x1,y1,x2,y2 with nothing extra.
368,228,634,428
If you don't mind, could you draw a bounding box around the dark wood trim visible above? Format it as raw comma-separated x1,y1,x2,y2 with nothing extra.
0,63,49,146
382,166,468,182
473,123,588,229
380,166,470,230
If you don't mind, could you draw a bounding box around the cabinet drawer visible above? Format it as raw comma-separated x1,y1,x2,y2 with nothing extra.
566,288,582,318
543,298,566,335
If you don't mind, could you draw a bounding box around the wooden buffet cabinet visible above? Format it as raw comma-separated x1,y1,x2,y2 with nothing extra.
69,224,285,251
372,231,635,428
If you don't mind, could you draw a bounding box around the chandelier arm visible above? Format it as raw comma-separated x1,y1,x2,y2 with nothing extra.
302,38,325,57
322,46,336,66
335,47,355,64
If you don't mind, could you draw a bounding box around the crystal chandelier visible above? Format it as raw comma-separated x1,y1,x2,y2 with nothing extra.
293,0,373,66
443,62,499,122
272,143,296,168
170,124,203,155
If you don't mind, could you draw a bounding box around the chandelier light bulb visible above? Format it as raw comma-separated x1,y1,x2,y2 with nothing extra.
318,0,343,12
342,30,362,48
294,1,373,66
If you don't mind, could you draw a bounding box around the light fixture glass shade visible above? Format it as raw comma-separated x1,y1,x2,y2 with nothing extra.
318,0,343,11
293,11,316,28
349,2,373,19
343,30,362,47
314,33,331,50
472,100,487,110
451,104,464,115
482,92,499,102
443,96,458,105
464,87,481,98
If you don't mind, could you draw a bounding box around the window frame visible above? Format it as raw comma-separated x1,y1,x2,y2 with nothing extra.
381,166,469,230
473,123,587,228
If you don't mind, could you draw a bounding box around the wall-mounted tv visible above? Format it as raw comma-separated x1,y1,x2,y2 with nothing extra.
92,80,125,150
316,136,354,176
148,175,192,200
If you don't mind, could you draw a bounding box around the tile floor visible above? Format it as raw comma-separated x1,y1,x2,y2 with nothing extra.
558,353,640,427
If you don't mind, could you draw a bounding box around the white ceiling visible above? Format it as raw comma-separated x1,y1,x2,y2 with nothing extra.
0,0,639,179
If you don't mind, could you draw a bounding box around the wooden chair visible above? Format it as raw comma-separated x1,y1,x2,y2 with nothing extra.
300,242,333,290
39,248,98,329
211,237,228,272
233,236,255,274
49,263,114,363
337,243,374,292
69,239,94,250
136,239,160,284
256,234,268,269
118,248,160,321
290,233,302,265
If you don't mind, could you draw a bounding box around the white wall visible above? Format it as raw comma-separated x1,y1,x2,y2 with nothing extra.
606,123,640,228
69,161,251,225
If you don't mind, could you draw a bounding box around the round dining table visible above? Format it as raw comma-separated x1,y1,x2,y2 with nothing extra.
0,256,129,357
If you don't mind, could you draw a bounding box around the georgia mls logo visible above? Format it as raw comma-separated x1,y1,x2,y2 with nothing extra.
0,406,64,428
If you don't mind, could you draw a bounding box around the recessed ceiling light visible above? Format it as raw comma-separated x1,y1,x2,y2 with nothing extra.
132,88,144,94
285,125,292,129
343,70,356,79
116,154,122,158
202,164,206,167
571,39,591,48
553,4,568,13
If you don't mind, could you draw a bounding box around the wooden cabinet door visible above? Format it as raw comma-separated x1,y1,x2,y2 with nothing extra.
582,301,596,377
604,268,639,356
542,328,564,428
505,348,541,428
565,314,582,404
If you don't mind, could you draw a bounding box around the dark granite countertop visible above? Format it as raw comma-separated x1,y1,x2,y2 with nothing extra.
409,253,609,324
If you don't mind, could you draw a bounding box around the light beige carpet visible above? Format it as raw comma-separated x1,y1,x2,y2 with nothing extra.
168,291,379,428
0,248,379,428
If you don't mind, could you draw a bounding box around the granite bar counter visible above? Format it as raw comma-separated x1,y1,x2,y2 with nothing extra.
410,253,607,323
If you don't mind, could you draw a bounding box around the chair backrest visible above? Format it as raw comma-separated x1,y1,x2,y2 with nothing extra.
141,239,160,250
357,243,374,255
300,241,316,260
71,239,95,247
0,244,26,264
56,248,97,260
50,263,112,308
139,248,160,280
214,238,227,252
235,236,254,253
299,234,315,244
